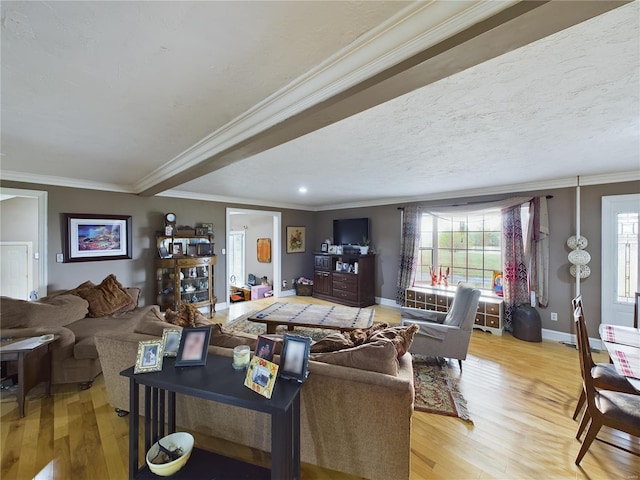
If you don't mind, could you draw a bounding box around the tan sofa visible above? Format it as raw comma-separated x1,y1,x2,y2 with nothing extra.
0,290,155,386
95,327,414,480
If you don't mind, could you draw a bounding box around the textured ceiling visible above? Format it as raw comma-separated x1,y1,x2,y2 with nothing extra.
0,1,408,185
176,2,640,209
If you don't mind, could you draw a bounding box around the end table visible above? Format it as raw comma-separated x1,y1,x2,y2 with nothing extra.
0,336,57,417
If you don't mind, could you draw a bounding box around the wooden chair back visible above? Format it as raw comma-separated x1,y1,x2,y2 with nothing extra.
572,295,595,370
634,292,639,329
574,307,597,411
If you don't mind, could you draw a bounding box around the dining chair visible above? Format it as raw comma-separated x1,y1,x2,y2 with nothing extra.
570,296,638,421
573,307,640,465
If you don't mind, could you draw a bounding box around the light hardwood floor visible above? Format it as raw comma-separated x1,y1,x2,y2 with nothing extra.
1,296,638,479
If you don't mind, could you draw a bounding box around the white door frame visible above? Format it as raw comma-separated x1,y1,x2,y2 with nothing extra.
0,187,48,297
226,208,281,307
601,193,640,326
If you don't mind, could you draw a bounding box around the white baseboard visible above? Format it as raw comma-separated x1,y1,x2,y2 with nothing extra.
376,297,400,308
541,328,604,351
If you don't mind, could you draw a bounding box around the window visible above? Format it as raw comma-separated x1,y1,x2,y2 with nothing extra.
616,212,638,303
416,212,502,290
228,231,245,285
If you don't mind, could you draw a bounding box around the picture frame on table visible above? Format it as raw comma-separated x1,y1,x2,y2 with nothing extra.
279,334,311,383
195,227,208,236
175,327,211,367
321,243,329,253
254,335,276,362
63,213,132,263
161,328,182,357
134,340,164,374
200,223,214,234
244,356,279,399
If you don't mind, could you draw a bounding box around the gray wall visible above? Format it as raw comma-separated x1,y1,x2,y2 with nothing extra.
3,178,637,337
314,180,640,337
0,196,40,295
1,181,316,307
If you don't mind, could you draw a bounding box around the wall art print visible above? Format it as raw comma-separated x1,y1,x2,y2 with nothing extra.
63,213,132,262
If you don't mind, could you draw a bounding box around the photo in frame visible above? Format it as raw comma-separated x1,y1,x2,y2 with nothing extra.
195,227,208,236
200,223,214,234
244,356,279,399
257,238,271,263
175,326,211,367
279,334,311,382
254,335,276,362
328,245,338,254
63,213,132,263
321,243,329,253
161,328,182,357
286,226,306,253
134,340,164,374
493,271,503,297
171,242,183,255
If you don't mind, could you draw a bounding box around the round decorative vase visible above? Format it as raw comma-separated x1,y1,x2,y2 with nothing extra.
512,304,542,342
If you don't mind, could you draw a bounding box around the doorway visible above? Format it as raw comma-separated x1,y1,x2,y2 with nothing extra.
601,194,639,326
0,188,48,299
226,208,281,306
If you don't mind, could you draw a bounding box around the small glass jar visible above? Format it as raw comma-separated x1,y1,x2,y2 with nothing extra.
232,345,251,370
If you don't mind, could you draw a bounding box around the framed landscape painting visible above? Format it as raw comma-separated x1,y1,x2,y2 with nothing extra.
64,213,132,262
287,226,306,253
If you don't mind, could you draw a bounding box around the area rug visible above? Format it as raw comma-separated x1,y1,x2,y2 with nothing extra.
412,355,473,424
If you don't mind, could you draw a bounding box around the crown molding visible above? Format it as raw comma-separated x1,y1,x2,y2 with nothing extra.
314,171,640,211
133,0,518,194
157,189,310,212
0,170,134,194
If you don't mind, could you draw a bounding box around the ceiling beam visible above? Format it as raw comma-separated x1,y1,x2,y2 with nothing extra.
139,0,629,197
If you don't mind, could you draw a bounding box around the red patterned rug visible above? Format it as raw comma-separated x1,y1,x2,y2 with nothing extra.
412,355,473,423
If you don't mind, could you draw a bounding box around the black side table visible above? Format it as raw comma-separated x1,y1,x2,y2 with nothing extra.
0,336,56,418
121,355,302,480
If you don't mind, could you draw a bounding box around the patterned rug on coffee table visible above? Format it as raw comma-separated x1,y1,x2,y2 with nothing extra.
412,355,473,424
226,310,472,423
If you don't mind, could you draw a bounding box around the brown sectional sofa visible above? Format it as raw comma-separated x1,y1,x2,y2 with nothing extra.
95,324,415,480
0,284,156,386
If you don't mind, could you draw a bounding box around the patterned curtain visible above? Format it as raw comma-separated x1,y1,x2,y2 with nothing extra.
396,206,421,305
502,205,529,330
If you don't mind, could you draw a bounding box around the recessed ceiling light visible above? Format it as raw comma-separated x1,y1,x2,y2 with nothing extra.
298,187,308,194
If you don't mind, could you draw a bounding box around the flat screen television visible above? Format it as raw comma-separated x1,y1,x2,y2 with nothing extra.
333,218,369,245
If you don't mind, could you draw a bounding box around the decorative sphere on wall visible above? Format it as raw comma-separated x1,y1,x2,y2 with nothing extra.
566,235,588,250
570,264,591,279
568,249,592,266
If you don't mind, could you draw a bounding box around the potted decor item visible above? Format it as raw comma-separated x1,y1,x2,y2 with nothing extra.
359,237,370,255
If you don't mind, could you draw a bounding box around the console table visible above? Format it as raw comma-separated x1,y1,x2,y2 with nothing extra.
121,355,303,480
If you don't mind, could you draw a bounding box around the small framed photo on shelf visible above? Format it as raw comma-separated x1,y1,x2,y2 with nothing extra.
171,242,183,256
134,340,164,374
321,243,328,253
328,245,338,254
254,335,276,362
175,327,211,367
195,227,208,236
200,223,214,234
244,356,279,399
197,243,213,256
161,328,182,357
279,334,311,383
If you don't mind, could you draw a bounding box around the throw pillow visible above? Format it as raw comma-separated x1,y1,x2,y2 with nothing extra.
367,324,420,359
165,304,209,328
344,322,389,346
310,339,399,376
134,306,177,337
310,333,354,353
74,274,134,317
209,323,258,349
0,294,89,329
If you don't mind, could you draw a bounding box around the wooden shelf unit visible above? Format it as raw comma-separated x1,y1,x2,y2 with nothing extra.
405,285,503,335
312,253,375,308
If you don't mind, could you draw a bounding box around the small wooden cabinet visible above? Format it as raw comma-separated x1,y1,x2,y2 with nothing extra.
312,253,375,308
155,233,217,317
405,286,503,335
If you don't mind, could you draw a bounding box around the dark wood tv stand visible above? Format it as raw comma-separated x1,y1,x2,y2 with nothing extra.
312,253,375,308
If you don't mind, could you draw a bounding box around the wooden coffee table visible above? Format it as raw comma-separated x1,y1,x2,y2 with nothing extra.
0,336,57,417
248,302,375,334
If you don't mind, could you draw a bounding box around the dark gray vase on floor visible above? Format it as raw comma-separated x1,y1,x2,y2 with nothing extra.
512,304,542,342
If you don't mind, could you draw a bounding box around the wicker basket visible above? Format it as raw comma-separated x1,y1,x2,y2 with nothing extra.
294,283,313,296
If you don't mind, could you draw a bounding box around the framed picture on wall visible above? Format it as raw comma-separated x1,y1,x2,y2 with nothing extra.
257,238,272,263
286,226,306,253
63,213,132,263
